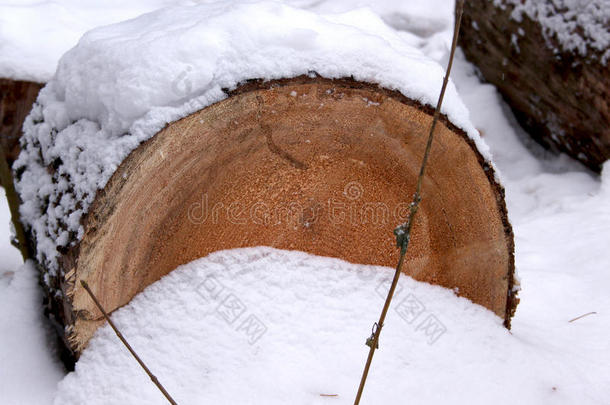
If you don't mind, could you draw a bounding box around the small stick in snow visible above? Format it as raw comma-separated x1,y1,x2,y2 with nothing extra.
80,280,179,405
352,1,466,404
0,141,31,261
568,312,597,323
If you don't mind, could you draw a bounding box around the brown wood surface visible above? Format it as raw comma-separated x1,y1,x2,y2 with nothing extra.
0,79,43,167
459,0,610,172
45,76,516,359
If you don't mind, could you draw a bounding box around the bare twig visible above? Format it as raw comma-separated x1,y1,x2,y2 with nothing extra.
352,2,466,404
80,280,179,405
0,142,31,261
568,312,597,323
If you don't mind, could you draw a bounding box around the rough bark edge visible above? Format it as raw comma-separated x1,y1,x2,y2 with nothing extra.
39,75,517,366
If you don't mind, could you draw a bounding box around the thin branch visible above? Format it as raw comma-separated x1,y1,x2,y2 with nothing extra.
80,280,179,405
568,312,597,323
0,142,31,261
352,1,466,404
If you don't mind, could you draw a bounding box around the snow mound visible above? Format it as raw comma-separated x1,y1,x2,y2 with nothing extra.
55,247,510,405
496,0,610,64
0,260,64,405
0,0,455,83
14,0,491,283
56,247,609,404
0,0,201,82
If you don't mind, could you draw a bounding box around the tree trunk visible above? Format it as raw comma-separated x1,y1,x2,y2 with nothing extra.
36,76,516,361
0,79,43,167
459,0,610,172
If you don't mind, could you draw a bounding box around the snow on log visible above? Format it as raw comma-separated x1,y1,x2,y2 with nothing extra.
46,76,516,357
459,0,610,172
0,79,42,166
11,2,517,360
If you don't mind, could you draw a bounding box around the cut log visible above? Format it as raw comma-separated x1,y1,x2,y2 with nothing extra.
43,76,516,360
459,0,610,172
0,79,43,167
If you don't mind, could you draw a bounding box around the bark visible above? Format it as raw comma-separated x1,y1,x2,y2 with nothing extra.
459,0,610,172
0,79,43,166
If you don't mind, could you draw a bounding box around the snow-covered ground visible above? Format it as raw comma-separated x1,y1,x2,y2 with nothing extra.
0,0,204,82
1,1,609,404
0,189,64,404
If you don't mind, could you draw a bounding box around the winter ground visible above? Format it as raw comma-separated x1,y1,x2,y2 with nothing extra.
1,1,609,404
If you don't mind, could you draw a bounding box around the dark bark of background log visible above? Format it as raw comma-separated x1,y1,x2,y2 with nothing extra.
459,0,610,172
0,79,43,168
35,76,516,364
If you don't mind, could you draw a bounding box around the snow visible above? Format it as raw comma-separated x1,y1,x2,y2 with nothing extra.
0,261,65,405
54,237,610,405
287,0,455,38
51,248,502,405
0,0,609,404
13,0,490,283
0,188,22,275
0,189,64,405
0,0,455,83
494,0,610,64
0,0,202,82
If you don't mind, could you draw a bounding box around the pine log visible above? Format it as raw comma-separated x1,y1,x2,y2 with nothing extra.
0,79,43,167
459,0,610,172
41,76,516,360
